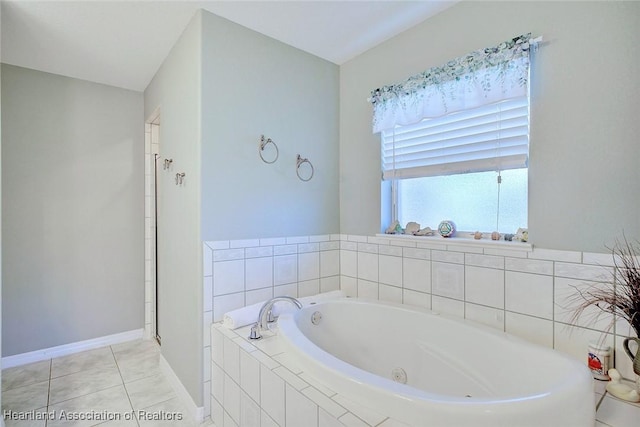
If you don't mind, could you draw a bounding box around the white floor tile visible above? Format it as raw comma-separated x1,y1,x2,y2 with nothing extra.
51,346,116,378
3,408,48,427
125,373,176,411
112,339,160,361
137,396,194,427
47,385,132,427
2,360,51,392
1,381,50,413
49,365,122,405
116,351,161,383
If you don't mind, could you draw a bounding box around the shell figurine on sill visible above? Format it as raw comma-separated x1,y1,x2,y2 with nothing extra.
491,231,501,241
415,227,435,236
405,222,421,235
514,228,529,242
473,231,483,240
385,220,402,234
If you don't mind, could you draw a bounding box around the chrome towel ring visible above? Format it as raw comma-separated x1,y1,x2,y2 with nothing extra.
259,135,279,164
296,154,314,182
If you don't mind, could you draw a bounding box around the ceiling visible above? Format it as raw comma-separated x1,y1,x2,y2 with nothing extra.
0,0,457,92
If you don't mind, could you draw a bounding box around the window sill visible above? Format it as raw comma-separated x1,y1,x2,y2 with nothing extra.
375,233,533,253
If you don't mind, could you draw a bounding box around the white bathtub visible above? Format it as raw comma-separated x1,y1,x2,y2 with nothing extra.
277,298,595,427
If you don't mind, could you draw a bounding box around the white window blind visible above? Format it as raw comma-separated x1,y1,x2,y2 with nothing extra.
381,96,529,180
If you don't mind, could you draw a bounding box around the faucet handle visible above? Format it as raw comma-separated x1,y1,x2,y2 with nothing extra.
266,308,276,323
248,323,262,340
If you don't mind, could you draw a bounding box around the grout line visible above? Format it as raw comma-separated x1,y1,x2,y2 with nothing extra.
48,384,127,411
502,259,507,332
46,358,52,427
111,344,140,426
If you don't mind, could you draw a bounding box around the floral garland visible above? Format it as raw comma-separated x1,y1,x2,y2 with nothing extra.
369,33,532,133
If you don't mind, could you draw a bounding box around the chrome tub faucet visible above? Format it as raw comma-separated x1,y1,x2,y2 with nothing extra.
249,296,303,340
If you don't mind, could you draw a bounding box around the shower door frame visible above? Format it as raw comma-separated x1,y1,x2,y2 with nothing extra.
145,113,161,346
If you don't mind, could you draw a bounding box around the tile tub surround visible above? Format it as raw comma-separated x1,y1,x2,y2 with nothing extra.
210,323,408,427
204,234,637,378
204,235,342,325
336,234,639,382
202,235,341,419
211,322,639,427
204,233,640,424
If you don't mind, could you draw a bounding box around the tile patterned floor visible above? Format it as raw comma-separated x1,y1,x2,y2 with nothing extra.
2,340,213,427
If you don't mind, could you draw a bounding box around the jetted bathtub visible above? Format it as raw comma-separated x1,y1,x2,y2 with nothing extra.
277,298,595,427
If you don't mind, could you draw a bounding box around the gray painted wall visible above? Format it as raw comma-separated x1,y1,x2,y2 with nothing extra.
143,9,339,407
1,64,144,356
1,2,3,414
144,12,203,406
340,1,640,253
200,11,340,241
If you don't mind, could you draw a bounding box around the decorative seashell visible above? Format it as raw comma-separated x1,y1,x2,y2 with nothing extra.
491,231,501,240
385,220,400,234
405,222,420,235
415,227,435,236
514,227,529,242
473,231,483,240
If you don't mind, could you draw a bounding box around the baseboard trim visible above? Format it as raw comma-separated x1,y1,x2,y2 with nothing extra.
159,355,204,424
1,329,144,369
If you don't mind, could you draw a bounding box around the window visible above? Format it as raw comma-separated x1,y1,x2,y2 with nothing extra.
382,97,529,233
369,34,536,234
396,169,527,232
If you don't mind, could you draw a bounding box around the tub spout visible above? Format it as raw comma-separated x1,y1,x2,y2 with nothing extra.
248,296,303,340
